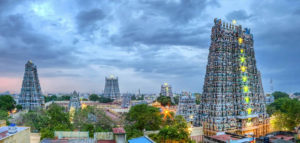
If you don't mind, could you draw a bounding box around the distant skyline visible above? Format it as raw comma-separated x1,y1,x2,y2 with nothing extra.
0,0,299,94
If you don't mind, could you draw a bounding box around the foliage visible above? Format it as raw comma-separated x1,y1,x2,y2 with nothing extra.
89,94,99,101
98,96,113,103
16,104,22,111
0,110,8,120
73,106,114,137
268,97,300,131
44,95,70,102
151,115,193,143
137,95,144,100
0,95,16,111
131,95,136,100
125,104,162,139
174,96,179,104
19,104,72,140
272,91,289,100
157,95,173,106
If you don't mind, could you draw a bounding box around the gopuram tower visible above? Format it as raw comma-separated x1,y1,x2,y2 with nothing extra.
198,19,269,137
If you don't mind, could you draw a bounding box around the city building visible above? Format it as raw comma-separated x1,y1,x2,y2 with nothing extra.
256,131,297,143
18,60,44,110
104,75,121,100
203,132,254,143
68,91,81,111
121,93,132,108
290,93,300,101
0,124,30,143
160,83,174,103
197,19,269,137
176,92,197,124
265,94,275,105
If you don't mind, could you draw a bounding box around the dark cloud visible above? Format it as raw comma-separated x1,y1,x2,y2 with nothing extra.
226,10,252,21
76,8,105,34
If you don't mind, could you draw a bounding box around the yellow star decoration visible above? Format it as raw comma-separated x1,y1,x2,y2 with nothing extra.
245,96,250,103
238,37,243,45
243,85,249,93
232,19,237,25
247,108,252,115
248,118,252,122
240,56,246,63
242,76,247,82
241,66,247,72
240,49,244,53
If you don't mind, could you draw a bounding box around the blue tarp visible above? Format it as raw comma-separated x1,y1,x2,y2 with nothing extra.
128,136,154,143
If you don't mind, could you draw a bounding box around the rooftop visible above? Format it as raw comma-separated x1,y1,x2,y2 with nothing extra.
128,136,155,143
112,128,125,134
0,126,29,140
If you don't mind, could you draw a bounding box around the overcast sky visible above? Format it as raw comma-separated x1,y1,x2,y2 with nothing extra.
0,0,299,94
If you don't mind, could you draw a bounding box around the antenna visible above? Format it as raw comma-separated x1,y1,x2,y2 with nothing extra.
270,78,274,93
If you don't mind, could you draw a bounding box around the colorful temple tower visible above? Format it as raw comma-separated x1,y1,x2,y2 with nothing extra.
19,60,44,110
68,91,81,111
197,19,269,137
176,92,197,124
160,83,174,103
104,75,120,100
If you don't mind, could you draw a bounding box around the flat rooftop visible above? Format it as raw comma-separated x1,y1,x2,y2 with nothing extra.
0,126,29,140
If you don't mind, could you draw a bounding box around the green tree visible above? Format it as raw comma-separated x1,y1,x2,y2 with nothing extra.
0,95,16,111
152,115,193,143
89,94,99,101
16,105,22,111
272,91,289,100
157,96,172,106
125,104,162,139
131,95,136,100
268,98,300,131
98,96,113,103
0,110,8,120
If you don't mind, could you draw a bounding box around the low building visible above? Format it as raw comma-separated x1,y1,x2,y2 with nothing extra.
256,131,297,143
203,132,254,143
190,126,203,143
128,136,155,143
0,121,5,128
112,128,126,143
0,124,30,143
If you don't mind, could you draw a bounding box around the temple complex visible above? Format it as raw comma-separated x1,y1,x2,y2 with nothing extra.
197,18,269,137
68,91,81,111
176,92,197,124
160,83,174,103
104,75,120,100
19,60,44,110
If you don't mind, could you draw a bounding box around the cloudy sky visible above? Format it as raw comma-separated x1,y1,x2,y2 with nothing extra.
0,0,299,94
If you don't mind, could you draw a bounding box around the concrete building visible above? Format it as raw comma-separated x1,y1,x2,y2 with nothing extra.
197,18,269,137
104,75,121,100
0,124,30,143
121,93,132,108
18,60,44,110
203,132,254,143
176,92,197,124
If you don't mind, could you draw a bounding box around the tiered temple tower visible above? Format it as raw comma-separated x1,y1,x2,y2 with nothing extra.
68,91,81,111
176,92,197,124
19,60,44,110
104,75,120,100
198,19,269,137
160,83,174,103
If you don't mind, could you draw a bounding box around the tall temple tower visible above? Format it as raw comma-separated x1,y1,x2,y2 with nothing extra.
197,19,269,137
68,91,81,111
160,83,174,103
176,92,197,124
19,60,44,110
103,75,120,100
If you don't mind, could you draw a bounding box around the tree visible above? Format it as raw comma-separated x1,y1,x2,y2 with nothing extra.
44,95,58,102
0,95,16,111
272,91,289,100
151,115,193,143
268,98,300,131
125,104,162,139
89,94,99,101
157,96,172,106
0,110,8,120
131,95,136,100
98,96,113,103
16,105,22,111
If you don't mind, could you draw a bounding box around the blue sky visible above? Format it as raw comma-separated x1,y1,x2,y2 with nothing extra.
0,0,299,94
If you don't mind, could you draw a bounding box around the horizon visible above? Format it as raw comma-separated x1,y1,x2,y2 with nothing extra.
0,0,299,94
